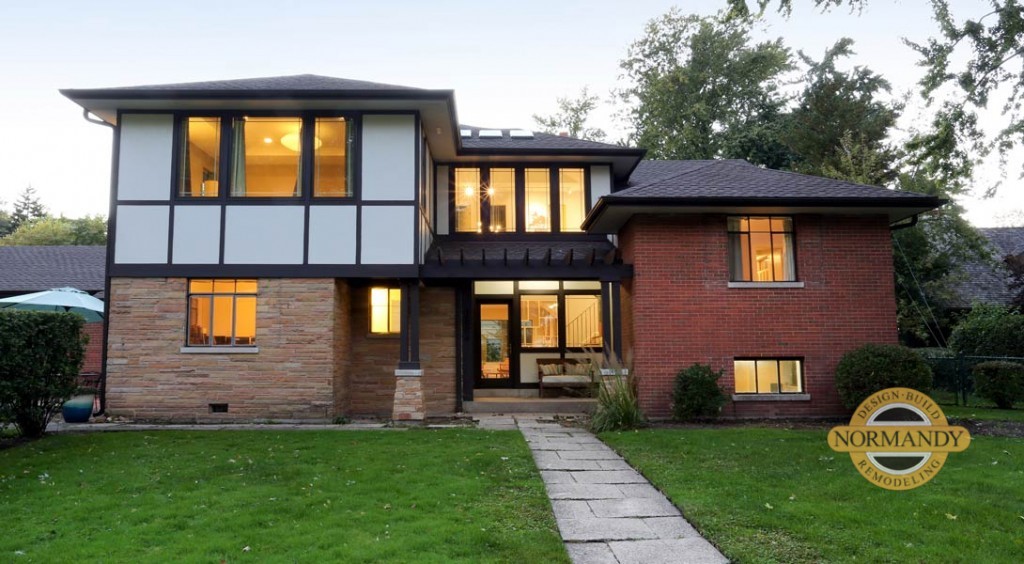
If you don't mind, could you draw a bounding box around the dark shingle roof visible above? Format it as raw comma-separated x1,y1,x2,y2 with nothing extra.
0,246,106,295
458,125,639,153
61,74,426,96
949,227,1024,308
426,239,616,264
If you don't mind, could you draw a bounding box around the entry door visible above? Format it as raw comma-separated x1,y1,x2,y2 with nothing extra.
476,300,515,388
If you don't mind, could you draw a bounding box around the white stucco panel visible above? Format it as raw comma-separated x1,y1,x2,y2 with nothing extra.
224,206,304,264
361,206,414,264
172,206,221,264
114,205,169,264
590,165,611,207
117,114,174,201
361,115,415,201
308,206,357,264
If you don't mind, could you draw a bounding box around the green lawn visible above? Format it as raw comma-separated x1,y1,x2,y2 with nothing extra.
601,428,1024,563
0,430,567,563
942,404,1024,423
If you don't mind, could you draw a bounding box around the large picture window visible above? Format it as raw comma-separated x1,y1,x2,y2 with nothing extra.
728,216,795,282
734,359,803,394
231,117,303,197
370,287,402,335
187,279,257,347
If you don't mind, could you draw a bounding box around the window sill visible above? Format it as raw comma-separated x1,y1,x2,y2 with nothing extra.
732,393,810,402
180,347,259,354
727,282,805,289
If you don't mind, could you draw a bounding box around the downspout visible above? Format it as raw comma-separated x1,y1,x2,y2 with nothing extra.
79,108,114,417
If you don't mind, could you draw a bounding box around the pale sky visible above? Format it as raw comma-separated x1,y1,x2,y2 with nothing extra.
0,0,1020,226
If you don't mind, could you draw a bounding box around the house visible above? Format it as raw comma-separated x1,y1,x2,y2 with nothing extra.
61,75,941,421
0,245,106,375
948,227,1024,310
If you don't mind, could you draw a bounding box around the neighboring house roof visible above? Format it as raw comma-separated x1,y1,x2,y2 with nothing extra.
458,125,635,153
948,227,1024,308
584,159,944,232
0,246,106,296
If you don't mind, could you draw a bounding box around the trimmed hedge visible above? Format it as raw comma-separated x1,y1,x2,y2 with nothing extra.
972,361,1024,409
835,344,932,409
672,364,726,420
0,310,86,437
949,305,1024,357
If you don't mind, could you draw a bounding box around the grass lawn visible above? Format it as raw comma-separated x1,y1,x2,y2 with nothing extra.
0,429,567,563
942,404,1024,423
601,428,1024,563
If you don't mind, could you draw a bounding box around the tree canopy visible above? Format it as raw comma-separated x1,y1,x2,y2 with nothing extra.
532,87,608,141
10,186,46,232
0,216,107,246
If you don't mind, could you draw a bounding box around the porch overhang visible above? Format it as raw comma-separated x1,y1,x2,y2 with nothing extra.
420,239,632,280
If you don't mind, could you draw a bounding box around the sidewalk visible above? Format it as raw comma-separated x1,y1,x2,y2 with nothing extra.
504,415,728,564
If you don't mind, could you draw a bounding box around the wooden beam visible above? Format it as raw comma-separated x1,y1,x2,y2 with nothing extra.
522,248,530,266
586,248,596,266
543,248,552,266
436,248,445,266
503,248,508,267
562,248,574,265
603,248,616,265
459,248,465,266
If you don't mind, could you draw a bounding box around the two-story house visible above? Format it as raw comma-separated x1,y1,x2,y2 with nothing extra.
61,75,941,421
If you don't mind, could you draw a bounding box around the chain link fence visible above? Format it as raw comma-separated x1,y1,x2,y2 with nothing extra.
920,351,1024,405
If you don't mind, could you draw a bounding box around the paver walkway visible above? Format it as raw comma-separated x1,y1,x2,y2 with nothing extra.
508,415,728,564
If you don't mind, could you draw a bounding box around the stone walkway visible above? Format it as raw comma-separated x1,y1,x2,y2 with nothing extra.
484,414,727,564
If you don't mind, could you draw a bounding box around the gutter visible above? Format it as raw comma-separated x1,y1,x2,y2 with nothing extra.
889,214,920,231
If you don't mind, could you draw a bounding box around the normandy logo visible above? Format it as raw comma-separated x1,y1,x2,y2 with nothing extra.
828,388,971,490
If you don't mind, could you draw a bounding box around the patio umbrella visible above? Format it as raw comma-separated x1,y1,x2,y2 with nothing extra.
0,287,105,322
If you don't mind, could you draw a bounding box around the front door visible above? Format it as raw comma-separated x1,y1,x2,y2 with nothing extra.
476,300,515,388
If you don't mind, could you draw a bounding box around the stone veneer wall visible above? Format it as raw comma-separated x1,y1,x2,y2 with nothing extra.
106,278,339,422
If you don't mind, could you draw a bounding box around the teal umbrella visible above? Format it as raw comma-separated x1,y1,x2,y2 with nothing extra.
0,287,105,322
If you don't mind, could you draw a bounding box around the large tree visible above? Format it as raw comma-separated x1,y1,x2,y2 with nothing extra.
0,216,106,246
619,10,793,165
10,186,47,232
532,87,608,141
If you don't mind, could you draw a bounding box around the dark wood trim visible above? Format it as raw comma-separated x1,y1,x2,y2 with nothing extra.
109,264,419,278
421,263,632,280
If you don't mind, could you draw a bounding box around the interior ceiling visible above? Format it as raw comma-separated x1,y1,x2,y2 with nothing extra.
189,117,349,157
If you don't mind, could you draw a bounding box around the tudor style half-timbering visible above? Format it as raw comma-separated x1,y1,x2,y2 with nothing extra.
63,74,942,421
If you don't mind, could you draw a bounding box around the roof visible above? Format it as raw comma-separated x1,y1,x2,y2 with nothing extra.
949,227,1024,308
584,159,945,232
60,74,431,98
0,246,106,296
421,238,627,279
458,125,637,153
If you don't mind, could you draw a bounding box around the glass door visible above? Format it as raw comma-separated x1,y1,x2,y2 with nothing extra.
477,300,514,388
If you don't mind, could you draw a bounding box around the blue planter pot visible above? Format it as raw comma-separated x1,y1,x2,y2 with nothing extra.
62,394,95,423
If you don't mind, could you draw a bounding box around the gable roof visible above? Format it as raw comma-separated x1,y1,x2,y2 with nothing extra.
584,159,944,232
949,227,1024,308
0,246,106,296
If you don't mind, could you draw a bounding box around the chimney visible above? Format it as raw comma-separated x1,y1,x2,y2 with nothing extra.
558,131,569,137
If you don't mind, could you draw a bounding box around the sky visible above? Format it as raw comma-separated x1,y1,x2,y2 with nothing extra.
0,0,1021,226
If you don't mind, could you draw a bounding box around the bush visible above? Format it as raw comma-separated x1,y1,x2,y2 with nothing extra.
949,305,1024,357
972,361,1024,409
835,344,933,409
672,364,726,420
590,371,645,433
0,311,86,437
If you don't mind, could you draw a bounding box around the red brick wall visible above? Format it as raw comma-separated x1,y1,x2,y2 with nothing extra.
621,214,898,419
82,322,104,374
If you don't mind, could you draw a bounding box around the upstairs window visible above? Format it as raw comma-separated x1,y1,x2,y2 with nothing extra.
488,168,516,233
559,168,586,232
314,117,355,197
454,168,481,232
728,216,795,282
370,287,402,335
525,168,551,232
187,279,257,347
734,359,803,394
178,117,221,197
231,117,303,197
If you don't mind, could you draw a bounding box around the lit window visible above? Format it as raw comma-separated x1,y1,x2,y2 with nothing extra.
525,168,551,232
231,117,303,197
314,117,354,197
454,168,481,232
565,294,602,347
488,168,515,232
559,168,586,232
728,216,795,282
521,295,559,348
187,279,257,346
370,287,402,334
734,359,803,394
178,117,220,197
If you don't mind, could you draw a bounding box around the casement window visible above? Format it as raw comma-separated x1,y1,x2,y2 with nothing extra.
187,279,257,346
734,359,803,394
177,115,355,199
728,216,796,282
559,168,586,232
369,287,402,335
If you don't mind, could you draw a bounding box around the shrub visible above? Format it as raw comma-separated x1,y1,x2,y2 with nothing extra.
0,311,86,438
972,361,1024,409
672,364,726,420
949,304,1024,357
590,371,645,433
835,344,932,409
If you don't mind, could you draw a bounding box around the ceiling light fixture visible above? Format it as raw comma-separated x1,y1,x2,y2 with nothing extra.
280,132,322,152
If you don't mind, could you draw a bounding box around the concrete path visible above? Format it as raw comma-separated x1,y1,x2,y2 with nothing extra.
511,415,728,564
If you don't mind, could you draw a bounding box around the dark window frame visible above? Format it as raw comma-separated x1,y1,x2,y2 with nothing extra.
185,278,258,347
733,357,805,394
727,215,798,282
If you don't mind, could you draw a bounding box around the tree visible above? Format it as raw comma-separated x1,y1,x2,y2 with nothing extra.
10,186,47,232
1007,253,1024,309
619,10,793,164
0,199,12,238
0,216,107,246
533,87,607,141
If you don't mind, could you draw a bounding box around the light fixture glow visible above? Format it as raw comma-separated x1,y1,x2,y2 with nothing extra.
463,185,475,196
280,132,323,152
263,137,273,144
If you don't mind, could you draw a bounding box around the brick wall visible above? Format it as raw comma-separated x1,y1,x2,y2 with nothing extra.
106,278,338,422
621,214,898,419
332,281,351,417
420,286,457,417
82,322,103,374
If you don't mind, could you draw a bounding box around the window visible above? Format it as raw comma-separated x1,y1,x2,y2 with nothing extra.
734,359,803,394
521,295,559,348
565,294,602,347
187,279,257,346
488,168,516,233
370,287,402,334
454,168,481,233
559,168,586,232
525,168,551,232
314,117,355,197
231,117,303,197
178,117,220,197
728,216,795,282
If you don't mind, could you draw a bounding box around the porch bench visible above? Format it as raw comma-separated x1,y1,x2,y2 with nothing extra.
537,358,596,395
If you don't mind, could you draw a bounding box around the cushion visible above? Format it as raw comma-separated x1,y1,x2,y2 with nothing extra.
544,375,591,384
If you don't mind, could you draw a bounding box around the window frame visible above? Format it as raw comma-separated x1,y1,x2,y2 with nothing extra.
170,110,361,204
727,215,798,282
185,279,258,348
733,358,804,395
513,282,603,352
368,286,402,337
